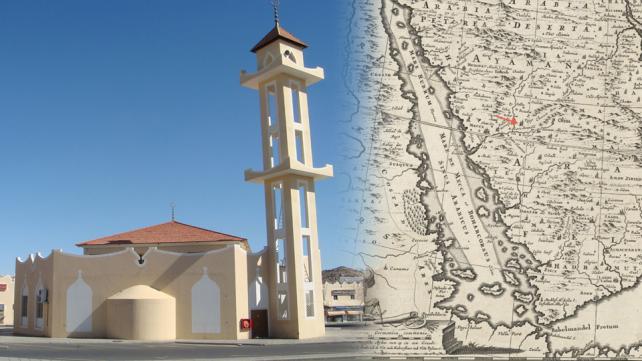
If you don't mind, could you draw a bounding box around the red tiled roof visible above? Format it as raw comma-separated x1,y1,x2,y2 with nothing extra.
251,23,308,53
76,221,246,247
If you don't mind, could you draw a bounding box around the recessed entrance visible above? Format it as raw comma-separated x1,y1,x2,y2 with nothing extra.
250,309,268,338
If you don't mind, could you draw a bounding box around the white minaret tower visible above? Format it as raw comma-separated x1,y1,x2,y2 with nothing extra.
241,17,333,339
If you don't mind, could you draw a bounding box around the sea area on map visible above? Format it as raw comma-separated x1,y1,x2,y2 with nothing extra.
388,1,541,330
545,280,642,355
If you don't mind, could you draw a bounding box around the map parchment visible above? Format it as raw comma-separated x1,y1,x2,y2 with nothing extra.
344,0,642,358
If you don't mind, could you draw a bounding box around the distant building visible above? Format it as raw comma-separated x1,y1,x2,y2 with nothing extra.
0,275,14,325
322,267,365,323
13,18,333,340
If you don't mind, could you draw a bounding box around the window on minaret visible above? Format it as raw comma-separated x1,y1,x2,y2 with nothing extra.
272,180,289,320
284,49,296,63
276,235,290,320
277,290,289,320
305,290,314,318
270,135,280,168
298,183,309,228
302,235,312,283
266,84,280,167
295,131,305,164
272,182,284,231
290,81,301,124
267,84,279,128
276,238,287,284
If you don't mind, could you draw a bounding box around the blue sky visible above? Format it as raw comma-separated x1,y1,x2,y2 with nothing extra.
0,1,355,275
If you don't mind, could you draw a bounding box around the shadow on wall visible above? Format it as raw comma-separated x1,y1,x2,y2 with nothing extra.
151,252,206,291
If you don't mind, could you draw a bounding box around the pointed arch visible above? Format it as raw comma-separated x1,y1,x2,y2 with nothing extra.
249,267,268,310
191,267,221,333
66,270,93,333
35,275,45,330
262,53,274,69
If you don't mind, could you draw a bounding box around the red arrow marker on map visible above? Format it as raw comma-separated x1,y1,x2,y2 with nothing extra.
496,115,518,126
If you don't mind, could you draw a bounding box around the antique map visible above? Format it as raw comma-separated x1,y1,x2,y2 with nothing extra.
344,0,642,358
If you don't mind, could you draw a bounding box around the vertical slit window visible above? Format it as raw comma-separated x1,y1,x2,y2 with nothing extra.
302,235,312,282
20,288,28,327
298,183,309,228
291,83,301,124
305,290,314,317
295,131,305,164
35,288,45,329
36,299,43,319
277,291,289,320
276,238,287,285
272,183,284,231
21,296,28,318
267,85,279,128
270,135,280,168
266,84,281,168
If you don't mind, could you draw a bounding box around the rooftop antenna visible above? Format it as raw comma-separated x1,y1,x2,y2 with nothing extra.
170,202,176,221
272,0,280,25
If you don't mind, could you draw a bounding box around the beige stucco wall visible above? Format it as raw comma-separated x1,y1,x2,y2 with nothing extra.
0,275,14,325
14,245,249,340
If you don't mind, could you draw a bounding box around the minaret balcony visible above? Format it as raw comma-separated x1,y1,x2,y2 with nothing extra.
240,58,324,90
244,158,333,183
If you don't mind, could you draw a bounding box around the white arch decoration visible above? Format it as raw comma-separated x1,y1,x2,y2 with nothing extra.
35,275,44,330
191,267,221,334
66,270,92,333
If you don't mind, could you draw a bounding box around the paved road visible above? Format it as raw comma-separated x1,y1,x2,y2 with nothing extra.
0,340,363,360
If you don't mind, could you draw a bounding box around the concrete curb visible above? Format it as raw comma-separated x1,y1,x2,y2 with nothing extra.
161,353,367,361
174,341,266,347
0,356,369,361
0,336,366,346
174,339,365,346
211,353,367,360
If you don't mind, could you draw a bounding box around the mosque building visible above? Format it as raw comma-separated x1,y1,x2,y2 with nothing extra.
13,18,332,340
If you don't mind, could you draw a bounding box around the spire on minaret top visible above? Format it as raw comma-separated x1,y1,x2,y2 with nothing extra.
250,1,307,53
273,0,280,25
